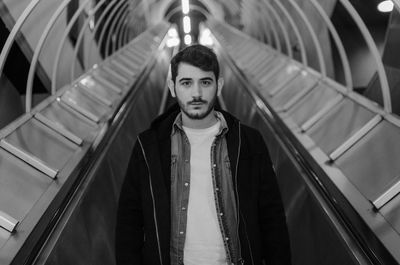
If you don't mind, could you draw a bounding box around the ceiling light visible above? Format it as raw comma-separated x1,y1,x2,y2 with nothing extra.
377,0,394,12
199,28,214,46
166,38,180,47
183,16,191,34
168,27,178,37
181,0,189,14
184,34,192,45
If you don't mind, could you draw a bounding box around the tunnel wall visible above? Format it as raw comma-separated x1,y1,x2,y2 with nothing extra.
241,0,336,79
0,0,91,89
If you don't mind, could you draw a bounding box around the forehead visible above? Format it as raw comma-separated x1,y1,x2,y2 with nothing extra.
176,63,215,80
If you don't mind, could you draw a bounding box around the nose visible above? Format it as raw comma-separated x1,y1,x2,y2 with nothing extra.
191,82,202,98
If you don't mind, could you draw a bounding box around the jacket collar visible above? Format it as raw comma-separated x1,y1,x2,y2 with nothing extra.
140,104,242,195
170,111,229,138
150,104,239,140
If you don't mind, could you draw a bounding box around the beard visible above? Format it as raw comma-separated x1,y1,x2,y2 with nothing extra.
176,90,218,120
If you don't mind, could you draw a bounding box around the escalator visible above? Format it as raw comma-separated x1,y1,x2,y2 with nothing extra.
0,22,174,265
1,8,400,265
209,19,400,265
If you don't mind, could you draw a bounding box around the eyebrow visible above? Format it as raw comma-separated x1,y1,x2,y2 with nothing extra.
178,78,192,82
178,77,214,82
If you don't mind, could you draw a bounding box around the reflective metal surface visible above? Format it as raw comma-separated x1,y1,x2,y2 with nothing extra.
0,139,58,178
35,113,84,146
285,82,338,127
33,30,172,265
0,210,18,233
61,87,112,123
4,118,78,172
336,121,400,203
78,76,122,107
39,101,99,142
267,64,301,97
270,70,319,109
215,43,366,265
307,99,376,155
0,21,170,265
211,19,400,264
0,148,51,230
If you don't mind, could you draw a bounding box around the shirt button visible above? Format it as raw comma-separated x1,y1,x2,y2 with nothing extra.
213,164,216,167
184,182,189,187
215,187,219,191
180,231,184,235
225,237,229,241
185,159,189,163
182,207,186,210
220,212,224,216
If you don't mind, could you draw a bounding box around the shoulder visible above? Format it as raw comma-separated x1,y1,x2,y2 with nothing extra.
149,105,179,134
138,104,180,143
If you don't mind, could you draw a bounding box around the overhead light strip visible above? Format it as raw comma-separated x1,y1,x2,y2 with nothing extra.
184,34,192,45
181,0,189,14
183,16,191,34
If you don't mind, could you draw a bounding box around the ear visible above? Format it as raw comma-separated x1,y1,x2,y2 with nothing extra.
168,79,176,98
217,77,224,96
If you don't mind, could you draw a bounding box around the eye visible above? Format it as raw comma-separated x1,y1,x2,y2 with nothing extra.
180,81,192,87
201,80,212,86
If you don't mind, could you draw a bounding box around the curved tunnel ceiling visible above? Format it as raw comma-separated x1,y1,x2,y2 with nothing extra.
164,0,210,19
164,0,210,44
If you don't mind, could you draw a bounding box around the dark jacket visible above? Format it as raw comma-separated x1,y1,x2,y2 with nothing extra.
116,106,291,265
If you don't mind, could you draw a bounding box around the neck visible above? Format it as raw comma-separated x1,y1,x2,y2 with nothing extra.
181,110,218,129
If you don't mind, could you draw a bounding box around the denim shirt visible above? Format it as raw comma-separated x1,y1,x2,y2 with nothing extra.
170,111,241,265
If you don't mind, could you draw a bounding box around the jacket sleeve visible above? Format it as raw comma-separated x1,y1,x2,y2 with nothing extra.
257,132,292,265
115,141,144,265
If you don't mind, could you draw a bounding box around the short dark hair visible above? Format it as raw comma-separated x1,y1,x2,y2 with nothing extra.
170,44,220,83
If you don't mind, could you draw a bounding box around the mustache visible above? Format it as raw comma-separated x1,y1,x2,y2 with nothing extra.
188,98,207,104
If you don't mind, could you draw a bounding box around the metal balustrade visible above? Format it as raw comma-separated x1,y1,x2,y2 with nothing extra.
0,0,170,263
207,0,400,263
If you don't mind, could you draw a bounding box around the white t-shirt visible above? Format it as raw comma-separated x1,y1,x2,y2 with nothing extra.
182,121,228,265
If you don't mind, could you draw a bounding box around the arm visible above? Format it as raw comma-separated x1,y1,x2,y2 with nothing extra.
257,133,292,265
115,142,144,265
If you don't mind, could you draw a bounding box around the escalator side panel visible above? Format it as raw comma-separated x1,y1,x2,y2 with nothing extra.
336,121,400,202
39,101,99,142
33,46,172,265
0,22,170,265
269,71,319,108
307,98,376,155
286,82,338,126
219,60,362,265
211,19,400,264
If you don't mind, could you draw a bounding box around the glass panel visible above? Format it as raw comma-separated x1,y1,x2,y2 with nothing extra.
40,101,99,142
5,118,79,170
308,99,375,154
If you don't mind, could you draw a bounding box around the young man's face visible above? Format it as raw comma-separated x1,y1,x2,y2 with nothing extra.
168,63,223,124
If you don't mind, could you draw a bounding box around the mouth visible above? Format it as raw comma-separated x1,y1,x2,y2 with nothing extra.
188,101,206,106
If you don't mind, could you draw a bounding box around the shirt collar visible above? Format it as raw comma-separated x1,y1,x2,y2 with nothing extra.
171,111,229,137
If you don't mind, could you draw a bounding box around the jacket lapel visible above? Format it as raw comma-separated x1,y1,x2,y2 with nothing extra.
138,130,170,211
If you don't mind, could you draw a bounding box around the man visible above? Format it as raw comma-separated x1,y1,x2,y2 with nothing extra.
116,44,291,265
